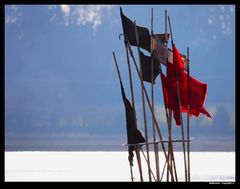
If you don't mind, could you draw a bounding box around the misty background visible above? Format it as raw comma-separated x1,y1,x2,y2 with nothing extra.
5,5,235,151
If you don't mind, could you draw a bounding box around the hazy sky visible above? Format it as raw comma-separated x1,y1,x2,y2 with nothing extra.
5,5,235,151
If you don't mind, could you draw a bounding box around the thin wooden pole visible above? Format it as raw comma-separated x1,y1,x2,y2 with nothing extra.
165,10,177,182
119,8,143,180
168,15,188,182
150,8,160,182
124,139,191,146
134,20,152,182
126,40,175,181
139,148,157,181
160,160,167,181
112,51,134,182
153,9,177,182
135,147,144,181
187,47,191,182
123,36,144,182
165,9,170,182
129,164,134,182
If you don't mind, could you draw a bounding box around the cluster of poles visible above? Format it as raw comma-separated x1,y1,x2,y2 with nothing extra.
113,8,192,182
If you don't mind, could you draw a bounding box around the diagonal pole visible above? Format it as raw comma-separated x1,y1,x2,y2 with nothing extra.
124,40,144,182
164,10,176,182
153,9,178,182
139,148,157,181
150,8,160,182
126,40,175,181
112,51,134,182
133,20,152,182
168,15,188,182
119,8,144,180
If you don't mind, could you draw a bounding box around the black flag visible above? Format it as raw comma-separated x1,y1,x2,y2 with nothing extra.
120,7,170,52
120,82,146,145
120,81,145,166
120,7,149,49
140,50,160,84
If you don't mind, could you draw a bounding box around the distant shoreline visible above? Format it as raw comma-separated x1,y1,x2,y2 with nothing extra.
4,150,235,152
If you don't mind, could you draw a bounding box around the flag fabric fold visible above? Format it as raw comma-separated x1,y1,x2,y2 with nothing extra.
161,43,211,125
180,73,212,118
120,8,169,52
139,50,160,84
120,7,149,48
120,81,146,166
120,81,146,145
151,35,187,67
161,73,182,125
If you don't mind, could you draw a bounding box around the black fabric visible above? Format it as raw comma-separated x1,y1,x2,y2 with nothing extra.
120,81,146,145
120,7,150,50
120,81,145,166
120,8,170,52
139,50,160,84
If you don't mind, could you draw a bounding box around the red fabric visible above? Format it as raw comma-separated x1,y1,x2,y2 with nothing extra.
161,73,182,126
172,44,185,78
162,43,211,126
181,73,212,118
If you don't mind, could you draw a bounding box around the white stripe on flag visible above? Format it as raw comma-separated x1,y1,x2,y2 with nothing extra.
151,35,186,68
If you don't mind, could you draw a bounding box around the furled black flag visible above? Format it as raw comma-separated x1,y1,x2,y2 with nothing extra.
140,50,160,84
120,81,146,166
120,82,146,145
120,7,170,52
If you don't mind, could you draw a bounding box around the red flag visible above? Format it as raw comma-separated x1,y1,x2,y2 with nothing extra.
162,43,184,126
181,73,212,118
161,73,181,125
162,43,211,126
162,70,211,126
172,43,211,118
172,44,185,77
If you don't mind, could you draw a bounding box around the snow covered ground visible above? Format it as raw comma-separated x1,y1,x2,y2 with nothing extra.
5,151,235,182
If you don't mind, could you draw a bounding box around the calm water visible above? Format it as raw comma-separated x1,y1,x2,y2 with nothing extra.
5,151,235,182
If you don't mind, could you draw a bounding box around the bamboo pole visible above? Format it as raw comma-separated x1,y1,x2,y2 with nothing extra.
158,53,177,182
168,15,188,182
166,109,178,182
120,28,144,181
150,8,160,182
165,9,170,182
164,10,177,182
126,40,175,181
129,164,134,182
133,21,152,182
187,47,191,182
139,148,157,181
124,139,191,146
112,51,134,182
160,160,167,181
124,41,144,182
151,9,177,182
135,147,144,181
